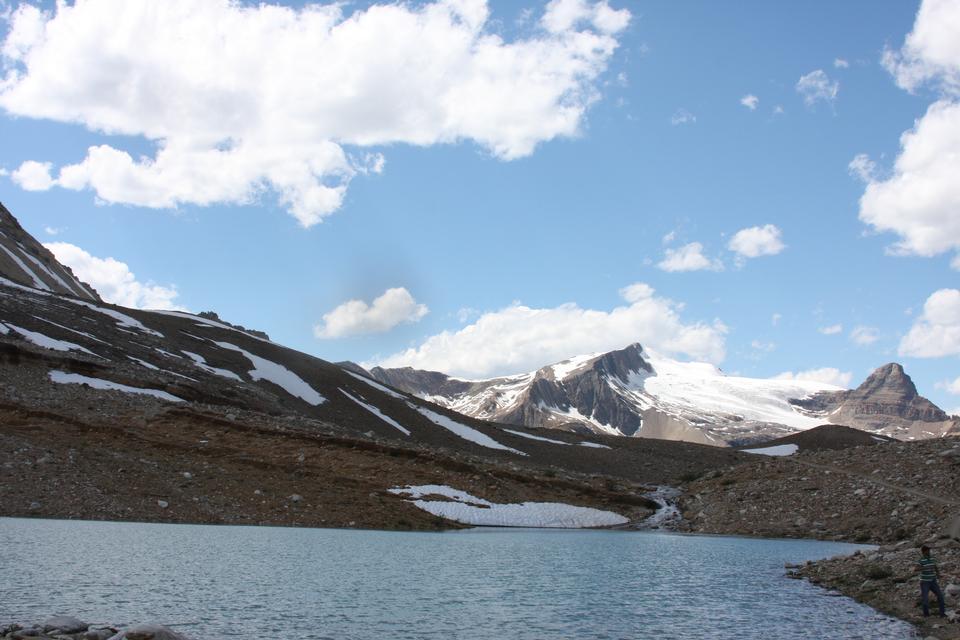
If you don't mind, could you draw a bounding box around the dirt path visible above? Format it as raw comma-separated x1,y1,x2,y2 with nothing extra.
790,458,960,507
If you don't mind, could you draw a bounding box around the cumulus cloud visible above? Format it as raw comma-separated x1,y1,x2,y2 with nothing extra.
10,160,54,191
796,69,839,106
44,242,184,310
882,0,960,95
850,325,880,346
669,108,696,125
856,0,960,265
935,376,960,395
773,367,852,388
847,153,877,182
899,288,960,358
657,242,723,272
728,224,785,259
314,287,428,339
0,0,629,226
740,94,759,110
374,283,728,378
818,323,843,335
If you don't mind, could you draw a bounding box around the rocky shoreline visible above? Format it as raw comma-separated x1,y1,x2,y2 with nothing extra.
1,618,189,640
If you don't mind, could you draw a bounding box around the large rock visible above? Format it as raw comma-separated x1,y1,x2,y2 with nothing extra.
42,615,88,634
107,624,190,640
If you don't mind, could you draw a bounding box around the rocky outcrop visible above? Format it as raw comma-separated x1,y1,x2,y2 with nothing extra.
1,619,191,640
0,202,99,301
793,363,959,439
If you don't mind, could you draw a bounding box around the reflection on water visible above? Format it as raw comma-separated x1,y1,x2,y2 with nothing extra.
0,518,916,639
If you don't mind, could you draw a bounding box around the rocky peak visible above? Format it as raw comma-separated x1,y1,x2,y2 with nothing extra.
854,363,916,399
589,342,652,382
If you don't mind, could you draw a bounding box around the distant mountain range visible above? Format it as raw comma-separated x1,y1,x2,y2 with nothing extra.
353,344,959,445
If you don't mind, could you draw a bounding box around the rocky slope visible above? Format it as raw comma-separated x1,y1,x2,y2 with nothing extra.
363,345,958,446
0,203,747,529
792,363,960,440
0,203,99,301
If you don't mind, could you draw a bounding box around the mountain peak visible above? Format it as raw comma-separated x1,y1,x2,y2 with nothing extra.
857,362,917,399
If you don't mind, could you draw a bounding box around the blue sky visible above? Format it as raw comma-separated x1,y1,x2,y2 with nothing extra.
1,0,958,410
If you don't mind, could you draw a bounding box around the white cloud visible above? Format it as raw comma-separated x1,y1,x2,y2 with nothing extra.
661,231,676,245
882,0,960,95
750,339,775,353
43,226,63,235
771,312,782,326
728,224,785,259
10,160,54,191
818,323,843,335
740,94,759,110
773,367,852,388
796,69,839,106
847,153,877,182
855,0,960,264
0,168,8,176
375,283,728,378
657,242,723,272
0,0,629,227
899,288,960,358
850,325,880,346
314,287,428,339
670,108,696,125
44,241,184,310
935,376,960,395
772,104,785,115
834,58,849,69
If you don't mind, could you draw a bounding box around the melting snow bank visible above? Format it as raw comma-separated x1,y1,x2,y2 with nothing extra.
639,486,683,530
742,443,799,456
412,405,525,455
2,323,98,356
389,485,629,528
215,341,325,405
339,388,410,435
182,350,242,382
49,370,184,403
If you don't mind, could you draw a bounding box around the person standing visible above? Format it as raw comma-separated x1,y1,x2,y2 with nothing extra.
918,545,946,617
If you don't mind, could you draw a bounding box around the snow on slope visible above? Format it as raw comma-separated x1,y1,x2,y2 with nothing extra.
49,370,184,402
501,427,611,449
215,341,325,405
3,323,98,356
0,244,50,290
625,350,840,430
742,443,799,456
413,405,525,455
182,350,243,382
340,388,410,435
389,484,629,528
551,352,600,381
345,370,406,400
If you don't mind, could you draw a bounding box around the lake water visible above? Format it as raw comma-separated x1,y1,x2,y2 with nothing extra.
0,518,916,639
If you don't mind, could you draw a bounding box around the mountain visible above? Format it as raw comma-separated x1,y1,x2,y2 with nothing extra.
0,202,747,529
790,363,960,439
363,345,959,445
0,203,99,301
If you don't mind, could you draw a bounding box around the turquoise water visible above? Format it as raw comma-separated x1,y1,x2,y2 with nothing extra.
0,518,915,639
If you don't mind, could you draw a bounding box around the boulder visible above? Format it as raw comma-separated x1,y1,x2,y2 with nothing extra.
42,616,88,634
107,624,190,640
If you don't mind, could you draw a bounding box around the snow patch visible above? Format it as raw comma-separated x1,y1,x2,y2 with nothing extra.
16,245,86,298
501,427,571,445
5,323,98,356
150,310,274,344
345,370,406,399
215,341,325,405
127,355,159,371
69,299,163,337
742,443,799,456
182,350,243,382
413,406,525,455
34,315,108,343
579,441,612,449
551,352,600,381
339,388,410,435
49,370,184,402
389,484,629,528
0,243,50,290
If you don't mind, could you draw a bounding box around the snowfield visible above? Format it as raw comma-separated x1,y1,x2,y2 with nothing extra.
340,388,410,435
215,341,326,405
413,406,525,455
742,443,799,456
49,370,184,402
182,350,243,382
389,485,629,528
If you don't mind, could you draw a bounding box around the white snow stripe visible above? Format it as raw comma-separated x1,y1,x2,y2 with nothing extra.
181,350,243,382
501,428,571,445
49,370,183,403
214,341,325,405
68,299,163,337
15,245,83,297
5,323,98,356
742,443,799,456
345,370,406,399
413,405,525,455
0,243,50,290
339,388,410,435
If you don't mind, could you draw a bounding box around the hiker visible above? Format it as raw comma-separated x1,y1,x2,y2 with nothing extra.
918,545,946,617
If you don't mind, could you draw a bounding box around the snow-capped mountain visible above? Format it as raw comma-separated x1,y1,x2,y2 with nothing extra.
363,344,959,445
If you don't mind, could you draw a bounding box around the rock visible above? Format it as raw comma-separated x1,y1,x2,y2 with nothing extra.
181,472,192,479
43,616,88,634
107,624,190,640
157,500,169,509
83,630,116,640
946,583,960,597
289,494,303,503
29,501,41,510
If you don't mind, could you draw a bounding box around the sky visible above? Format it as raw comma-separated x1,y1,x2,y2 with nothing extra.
0,0,958,411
